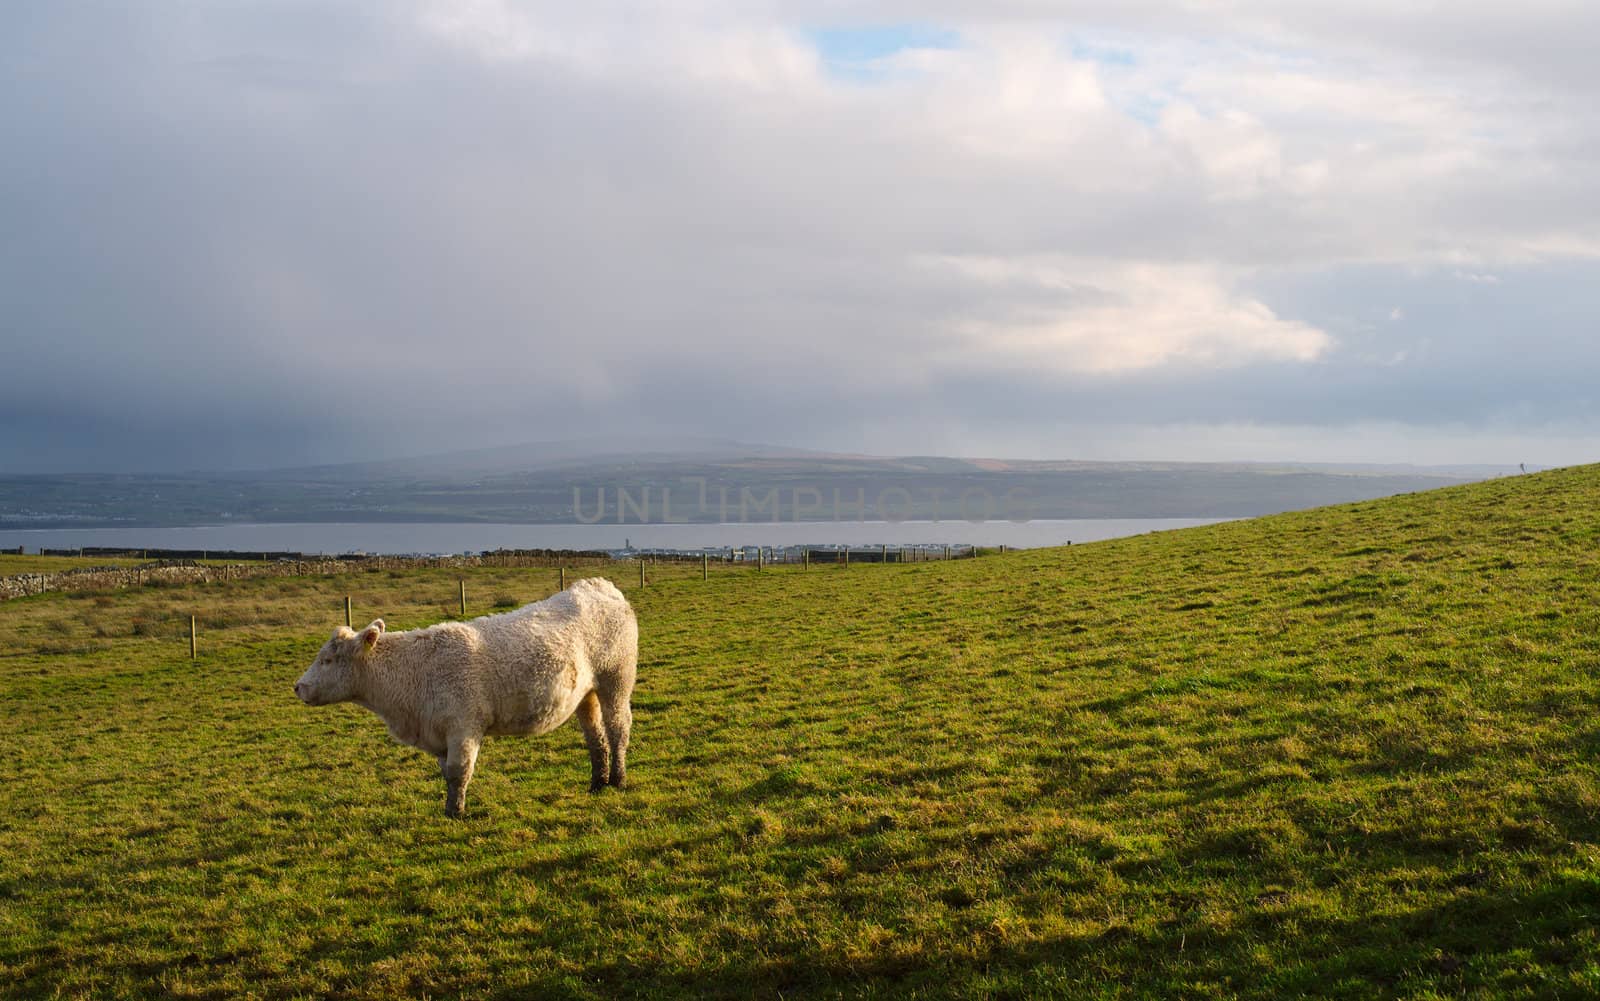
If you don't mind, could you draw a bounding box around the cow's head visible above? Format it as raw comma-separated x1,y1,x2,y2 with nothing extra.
294,619,383,706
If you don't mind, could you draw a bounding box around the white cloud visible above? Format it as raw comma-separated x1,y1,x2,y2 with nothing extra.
923,256,1330,373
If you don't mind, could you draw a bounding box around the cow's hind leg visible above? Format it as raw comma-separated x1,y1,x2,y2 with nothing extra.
599,683,633,788
443,736,480,819
576,690,610,793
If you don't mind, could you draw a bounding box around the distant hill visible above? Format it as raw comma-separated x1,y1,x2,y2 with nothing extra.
0,437,1521,528
248,436,832,483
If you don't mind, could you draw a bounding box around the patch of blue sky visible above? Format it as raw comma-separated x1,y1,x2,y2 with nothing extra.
1113,92,1170,126
1070,39,1137,67
806,24,960,82
1066,34,1172,126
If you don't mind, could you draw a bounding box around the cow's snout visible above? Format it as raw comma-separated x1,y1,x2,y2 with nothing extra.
294,681,306,701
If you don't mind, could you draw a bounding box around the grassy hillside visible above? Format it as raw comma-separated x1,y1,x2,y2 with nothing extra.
1,467,1597,999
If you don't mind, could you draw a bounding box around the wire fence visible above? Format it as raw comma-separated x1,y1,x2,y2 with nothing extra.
0,545,1003,659
0,543,992,602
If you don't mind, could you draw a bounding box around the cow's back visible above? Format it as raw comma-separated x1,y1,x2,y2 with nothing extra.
562,578,638,681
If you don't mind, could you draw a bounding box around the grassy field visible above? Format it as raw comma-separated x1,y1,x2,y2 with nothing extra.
2,467,1598,999
0,555,278,575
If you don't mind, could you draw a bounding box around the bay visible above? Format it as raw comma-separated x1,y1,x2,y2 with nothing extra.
0,518,1227,556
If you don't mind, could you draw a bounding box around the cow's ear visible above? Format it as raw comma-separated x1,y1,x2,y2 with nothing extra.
361,622,383,649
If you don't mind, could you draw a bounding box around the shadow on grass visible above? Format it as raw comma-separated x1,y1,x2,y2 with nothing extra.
463,870,1600,1000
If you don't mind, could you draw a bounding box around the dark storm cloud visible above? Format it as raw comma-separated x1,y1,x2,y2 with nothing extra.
3,1,1598,471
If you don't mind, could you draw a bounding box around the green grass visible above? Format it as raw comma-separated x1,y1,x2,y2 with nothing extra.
3,467,1599,998
0,554,147,574
0,555,275,575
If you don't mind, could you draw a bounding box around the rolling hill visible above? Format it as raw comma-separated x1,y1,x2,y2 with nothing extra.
0,465,1596,997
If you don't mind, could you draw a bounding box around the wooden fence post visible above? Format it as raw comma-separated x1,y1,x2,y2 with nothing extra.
843,548,849,568
559,566,566,590
757,548,764,572
459,578,467,616
640,560,646,588
345,595,352,628
881,544,887,563
803,548,809,570
702,553,708,580
190,615,197,660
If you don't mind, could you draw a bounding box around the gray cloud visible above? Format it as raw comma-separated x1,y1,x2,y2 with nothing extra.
2,1,1598,472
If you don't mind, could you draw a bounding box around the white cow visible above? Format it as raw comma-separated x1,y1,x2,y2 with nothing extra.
295,577,637,817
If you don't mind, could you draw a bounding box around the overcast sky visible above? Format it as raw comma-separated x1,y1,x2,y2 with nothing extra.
4,1,1598,472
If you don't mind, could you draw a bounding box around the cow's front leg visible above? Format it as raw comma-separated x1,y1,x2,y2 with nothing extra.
443,736,480,819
